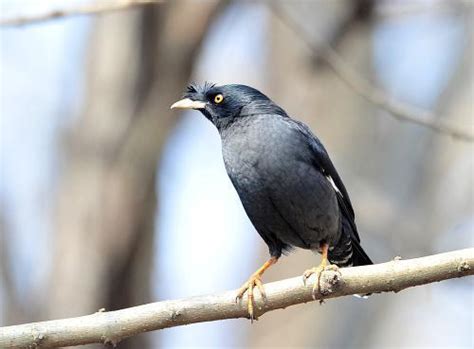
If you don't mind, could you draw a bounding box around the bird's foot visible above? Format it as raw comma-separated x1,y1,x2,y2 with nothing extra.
235,274,266,322
302,264,340,301
235,257,277,322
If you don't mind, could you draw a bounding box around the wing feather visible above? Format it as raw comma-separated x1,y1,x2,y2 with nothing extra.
287,119,360,242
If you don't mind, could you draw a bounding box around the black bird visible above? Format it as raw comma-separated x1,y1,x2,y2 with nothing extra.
171,83,372,320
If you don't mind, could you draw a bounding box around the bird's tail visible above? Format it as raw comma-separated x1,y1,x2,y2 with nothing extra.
328,217,373,298
328,218,373,267
351,238,373,266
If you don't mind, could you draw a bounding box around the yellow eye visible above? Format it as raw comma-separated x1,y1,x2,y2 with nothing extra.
214,94,224,104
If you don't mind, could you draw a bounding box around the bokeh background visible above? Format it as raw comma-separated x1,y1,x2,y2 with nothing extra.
1,0,473,348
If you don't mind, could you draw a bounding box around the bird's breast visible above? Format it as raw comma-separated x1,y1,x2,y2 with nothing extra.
221,116,309,175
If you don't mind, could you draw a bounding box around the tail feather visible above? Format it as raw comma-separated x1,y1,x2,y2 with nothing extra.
351,238,373,266
328,217,373,267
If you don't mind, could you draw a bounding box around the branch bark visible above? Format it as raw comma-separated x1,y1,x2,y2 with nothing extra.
0,249,472,348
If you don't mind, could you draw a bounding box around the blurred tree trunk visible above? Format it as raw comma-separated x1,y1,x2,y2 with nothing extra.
47,1,224,348
0,212,24,325
417,14,473,247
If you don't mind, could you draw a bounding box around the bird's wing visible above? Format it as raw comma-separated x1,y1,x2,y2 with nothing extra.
288,119,360,242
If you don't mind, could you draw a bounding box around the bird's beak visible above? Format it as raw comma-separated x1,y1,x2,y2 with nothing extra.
170,98,206,110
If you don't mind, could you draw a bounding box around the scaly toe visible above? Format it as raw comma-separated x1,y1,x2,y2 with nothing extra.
236,276,265,322
255,278,266,299
302,267,319,285
302,267,323,281
235,283,249,303
302,266,326,299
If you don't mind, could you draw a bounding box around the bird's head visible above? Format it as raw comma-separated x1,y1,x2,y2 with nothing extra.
171,83,287,130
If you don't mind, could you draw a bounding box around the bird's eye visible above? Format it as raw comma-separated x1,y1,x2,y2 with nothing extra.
214,94,224,104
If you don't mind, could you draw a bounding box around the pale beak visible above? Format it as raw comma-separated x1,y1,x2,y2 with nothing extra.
170,98,206,110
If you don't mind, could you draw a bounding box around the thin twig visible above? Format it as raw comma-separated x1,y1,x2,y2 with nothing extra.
270,4,474,142
2,1,472,141
376,0,472,20
0,0,161,27
0,249,473,348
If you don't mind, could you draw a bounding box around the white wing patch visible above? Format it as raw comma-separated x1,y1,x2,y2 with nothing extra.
326,175,342,195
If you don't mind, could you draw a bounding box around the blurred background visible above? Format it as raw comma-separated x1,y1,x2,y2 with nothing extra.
1,0,473,348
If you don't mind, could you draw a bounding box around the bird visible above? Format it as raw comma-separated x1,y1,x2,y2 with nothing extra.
171,83,373,321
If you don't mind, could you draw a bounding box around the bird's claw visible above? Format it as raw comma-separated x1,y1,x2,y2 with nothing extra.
302,265,324,299
302,263,339,300
236,274,265,322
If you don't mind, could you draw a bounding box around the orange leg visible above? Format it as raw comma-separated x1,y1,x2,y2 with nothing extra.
302,242,338,300
236,256,278,322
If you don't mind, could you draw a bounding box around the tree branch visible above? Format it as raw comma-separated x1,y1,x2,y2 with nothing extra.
270,4,474,142
0,0,162,27
0,249,472,348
